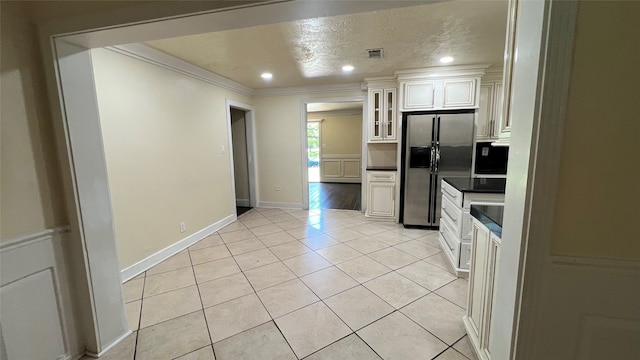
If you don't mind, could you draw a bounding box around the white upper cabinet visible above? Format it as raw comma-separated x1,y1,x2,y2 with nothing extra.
397,66,488,112
477,77,504,141
403,80,437,110
443,79,477,108
366,78,397,142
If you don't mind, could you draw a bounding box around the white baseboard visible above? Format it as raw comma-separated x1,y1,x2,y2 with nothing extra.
120,214,236,282
83,330,132,358
319,178,362,184
236,198,251,207
257,201,304,209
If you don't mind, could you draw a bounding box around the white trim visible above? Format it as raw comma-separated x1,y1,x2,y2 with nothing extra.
120,214,236,282
255,82,363,97
495,1,580,359
236,199,251,207
319,178,362,184
83,330,132,359
106,44,253,96
0,226,70,252
482,68,504,83
395,64,491,80
257,202,305,209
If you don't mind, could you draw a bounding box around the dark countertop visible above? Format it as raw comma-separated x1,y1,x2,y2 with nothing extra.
366,166,398,172
471,205,504,237
443,177,506,194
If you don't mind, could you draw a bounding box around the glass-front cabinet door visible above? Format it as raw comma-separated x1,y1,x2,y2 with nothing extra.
368,87,397,142
384,88,397,141
371,89,382,140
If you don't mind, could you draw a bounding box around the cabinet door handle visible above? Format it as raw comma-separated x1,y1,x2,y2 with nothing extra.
443,206,457,223
443,187,457,198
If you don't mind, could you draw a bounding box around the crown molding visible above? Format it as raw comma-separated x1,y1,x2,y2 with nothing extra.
483,68,504,82
253,82,364,97
395,63,492,80
363,76,397,88
105,43,255,96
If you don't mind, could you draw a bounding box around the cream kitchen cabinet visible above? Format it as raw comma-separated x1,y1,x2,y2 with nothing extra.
365,171,396,219
399,77,478,112
438,178,504,277
367,82,397,142
464,207,503,360
476,81,503,141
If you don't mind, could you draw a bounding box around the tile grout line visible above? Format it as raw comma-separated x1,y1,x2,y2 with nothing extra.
186,245,217,359
132,271,146,360
162,209,450,359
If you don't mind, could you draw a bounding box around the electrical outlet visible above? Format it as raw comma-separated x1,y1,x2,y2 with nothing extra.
274,186,282,191
220,145,225,154
179,222,186,233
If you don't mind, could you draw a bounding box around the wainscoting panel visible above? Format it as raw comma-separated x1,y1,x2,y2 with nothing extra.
512,256,640,359
320,154,361,183
0,228,78,360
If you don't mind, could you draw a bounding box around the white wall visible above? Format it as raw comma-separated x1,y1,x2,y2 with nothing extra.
91,47,252,269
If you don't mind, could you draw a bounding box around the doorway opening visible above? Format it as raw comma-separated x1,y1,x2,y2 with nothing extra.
226,100,258,216
305,102,364,211
307,121,321,183
230,108,251,216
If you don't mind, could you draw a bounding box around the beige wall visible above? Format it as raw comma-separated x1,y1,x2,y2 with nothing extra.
231,108,250,202
309,111,363,156
551,1,640,260
0,2,67,240
91,48,252,269
253,91,364,205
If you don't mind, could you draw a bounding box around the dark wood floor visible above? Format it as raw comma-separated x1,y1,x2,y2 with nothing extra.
309,182,361,210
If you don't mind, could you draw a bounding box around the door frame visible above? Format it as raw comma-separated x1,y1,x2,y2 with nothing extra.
35,0,581,358
299,96,366,209
226,100,258,208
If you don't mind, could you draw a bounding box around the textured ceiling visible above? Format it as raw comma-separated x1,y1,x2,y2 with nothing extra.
145,1,508,89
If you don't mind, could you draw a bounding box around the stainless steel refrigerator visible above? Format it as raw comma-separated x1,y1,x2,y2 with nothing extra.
401,112,475,227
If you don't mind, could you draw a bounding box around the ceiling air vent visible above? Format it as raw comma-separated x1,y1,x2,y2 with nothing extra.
367,48,384,59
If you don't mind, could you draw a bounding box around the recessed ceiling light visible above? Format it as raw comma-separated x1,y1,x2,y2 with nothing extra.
342,65,354,72
440,56,454,64
261,72,273,80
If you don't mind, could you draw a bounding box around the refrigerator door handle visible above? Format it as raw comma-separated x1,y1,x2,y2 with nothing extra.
434,143,440,173
430,146,436,171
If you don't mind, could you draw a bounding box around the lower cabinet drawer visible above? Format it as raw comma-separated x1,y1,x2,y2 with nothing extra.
439,217,459,254
441,194,463,237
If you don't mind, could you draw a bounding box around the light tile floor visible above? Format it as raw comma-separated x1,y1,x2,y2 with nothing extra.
89,208,477,360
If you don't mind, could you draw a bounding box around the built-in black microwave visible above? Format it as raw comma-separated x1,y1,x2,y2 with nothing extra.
475,142,508,175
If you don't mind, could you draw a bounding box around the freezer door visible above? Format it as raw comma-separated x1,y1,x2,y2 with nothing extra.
403,115,435,226
433,113,474,227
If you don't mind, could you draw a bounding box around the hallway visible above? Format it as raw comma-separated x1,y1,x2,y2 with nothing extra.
98,207,475,360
